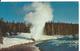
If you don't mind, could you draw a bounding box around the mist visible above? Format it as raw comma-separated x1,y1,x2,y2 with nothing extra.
24,2,53,40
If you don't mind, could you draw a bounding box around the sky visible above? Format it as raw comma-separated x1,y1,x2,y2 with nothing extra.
0,2,78,24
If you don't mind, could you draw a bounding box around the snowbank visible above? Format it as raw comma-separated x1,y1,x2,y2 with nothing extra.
0,35,33,48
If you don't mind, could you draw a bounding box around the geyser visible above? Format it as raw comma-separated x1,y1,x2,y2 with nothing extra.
0,2,54,48
24,2,53,40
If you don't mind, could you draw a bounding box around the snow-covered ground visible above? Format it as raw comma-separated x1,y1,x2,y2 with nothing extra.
0,33,55,49
0,33,78,49
15,33,65,40
0,37,33,48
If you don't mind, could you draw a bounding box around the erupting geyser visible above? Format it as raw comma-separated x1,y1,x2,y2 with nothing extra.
0,2,54,49
24,2,53,41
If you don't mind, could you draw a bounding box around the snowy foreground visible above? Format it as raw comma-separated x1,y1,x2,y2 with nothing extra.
0,33,78,49
0,37,33,48
0,33,59,48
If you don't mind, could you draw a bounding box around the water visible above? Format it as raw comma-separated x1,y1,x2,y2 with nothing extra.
0,33,78,51
36,37,78,51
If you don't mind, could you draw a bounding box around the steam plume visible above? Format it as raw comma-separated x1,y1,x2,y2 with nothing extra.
24,2,53,40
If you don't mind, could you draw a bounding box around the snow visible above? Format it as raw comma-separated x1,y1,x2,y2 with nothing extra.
0,33,78,49
0,37,33,48
16,33,64,41
0,33,58,48
0,33,54,49
0,33,34,48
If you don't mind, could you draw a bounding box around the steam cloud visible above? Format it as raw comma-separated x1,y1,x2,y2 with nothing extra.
24,2,53,40
0,2,53,48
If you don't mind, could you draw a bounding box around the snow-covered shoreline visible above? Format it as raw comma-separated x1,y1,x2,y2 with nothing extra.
0,37,33,48
0,33,78,49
